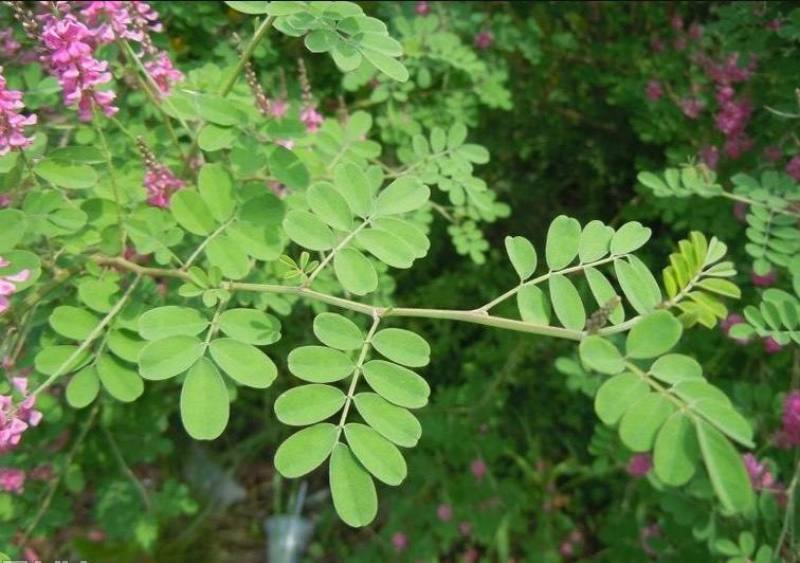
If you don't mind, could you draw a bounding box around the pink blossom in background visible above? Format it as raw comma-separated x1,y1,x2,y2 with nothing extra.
688,22,703,40
391,531,408,552
39,14,118,120
0,30,21,58
743,453,775,489
720,313,750,345
700,145,719,169
786,155,800,182
300,105,324,133
670,15,684,31
0,467,25,494
763,145,782,163
626,453,652,477
416,1,430,16
462,547,479,563
0,376,43,453
751,268,777,287
559,541,574,558
270,98,289,119
777,391,800,447
81,1,141,44
766,19,782,32
724,134,753,159
0,195,10,207
733,201,748,222
650,35,665,53
679,97,704,119
763,336,783,354
459,521,472,536
0,67,37,156
0,259,31,315
474,30,494,50
470,458,487,481
436,503,453,522
143,163,184,208
144,51,183,95
645,79,663,101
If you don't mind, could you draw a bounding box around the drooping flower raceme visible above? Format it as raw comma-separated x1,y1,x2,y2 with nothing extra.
0,377,43,453
137,138,184,208
144,51,183,95
39,14,118,121
0,66,37,156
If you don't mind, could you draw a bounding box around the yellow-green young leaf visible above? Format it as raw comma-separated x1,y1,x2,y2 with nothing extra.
517,285,550,324
344,423,407,486
334,248,378,295
356,228,415,268
49,306,99,341
610,221,652,255
649,354,703,385
695,420,755,514
371,328,430,367
693,400,754,448
584,267,624,325
66,366,100,408
329,443,378,527
371,217,429,259
549,274,586,331
268,145,309,189
209,338,277,389
275,423,338,478
138,306,208,340
504,236,537,280
654,413,699,486
626,311,682,359
307,181,353,231
274,384,346,426
287,346,355,383
578,220,614,263
362,360,430,408
34,345,91,376
283,210,336,251
697,278,742,299
594,372,649,425
138,335,205,381
313,313,364,351
180,358,230,440
361,49,409,82
353,392,422,448
171,190,217,236
333,163,372,218
198,163,235,222
218,308,281,346
205,234,251,280
618,393,675,452
545,215,581,270
615,258,659,315
97,354,144,403
579,336,625,375
77,278,118,313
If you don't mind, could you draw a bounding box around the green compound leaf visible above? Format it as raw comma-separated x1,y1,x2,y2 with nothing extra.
284,210,336,251
180,358,230,440
49,306,99,341
288,345,355,383
218,308,281,345
504,235,537,280
549,274,586,331
34,159,97,189
649,354,703,385
579,336,625,375
653,413,699,486
138,335,205,381
66,366,100,409
610,221,652,255
268,145,309,189
578,220,614,263
275,422,338,478
362,360,430,408
138,306,209,340
313,313,365,351
34,345,91,376
375,177,430,216
275,384,347,426
333,162,372,218
0,208,26,252
696,420,754,514
334,248,378,295
356,228,415,269
353,392,421,448
626,311,682,359
329,443,378,528
107,329,146,363
97,354,144,403
307,181,353,231
371,328,430,367
594,372,648,425
546,215,581,270
618,393,675,452
171,190,217,236
198,163,235,222
517,285,550,324
344,422,407,486
209,338,277,389
205,235,251,280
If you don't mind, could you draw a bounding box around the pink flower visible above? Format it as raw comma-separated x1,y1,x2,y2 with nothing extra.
766,19,782,32
743,453,775,489
0,30,21,58
670,15,684,31
470,458,487,481
437,503,453,522
459,521,472,536
764,145,782,163
391,531,408,552
786,156,800,182
763,336,783,354
39,14,118,120
144,51,183,95
778,391,800,447
688,22,703,40
474,30,494,50
0,256,30,315
700,145,719,170
650,36,665,53
626,453,652,477
645,79,663,101
559,541,574,558
144,163,184,208
0,467,25,494
416,1,430,15
300,105,324,133
270,98,289,119
462,548,479,563
0,377,42,453
0,195,10,207
0,67,37,156
751,268,777,287
679,97,704,119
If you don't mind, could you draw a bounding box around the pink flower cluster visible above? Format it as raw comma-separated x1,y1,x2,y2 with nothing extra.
787,155,800,182
300,105,323,133
0,67,37,156
474,30,494,50
743,453,776,490
559,529,584,559
81,1,161,45
645,79,663,101
777,391,800,448
144,163,184,208
0,377,42,454
39,14,117,121
0,30,21,59
626,453,652,477
0,467,25,494
416,1,430,16
144,51,183,95
0,256,30,315
720,313,750,346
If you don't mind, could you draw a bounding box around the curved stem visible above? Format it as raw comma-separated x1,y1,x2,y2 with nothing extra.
219,16,275,97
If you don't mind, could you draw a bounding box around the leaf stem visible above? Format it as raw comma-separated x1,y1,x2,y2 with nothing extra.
181,217,235,271
303,219,371,287
336,313,382,441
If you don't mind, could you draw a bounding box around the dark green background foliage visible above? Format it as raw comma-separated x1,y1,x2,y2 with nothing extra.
2,1,800,561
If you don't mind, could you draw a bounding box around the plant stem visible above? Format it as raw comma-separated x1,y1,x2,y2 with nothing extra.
219,16,275,97
181,217,235,271
94,115,127,249
336,313,382,441
303,219,370,287
103,424,153,512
